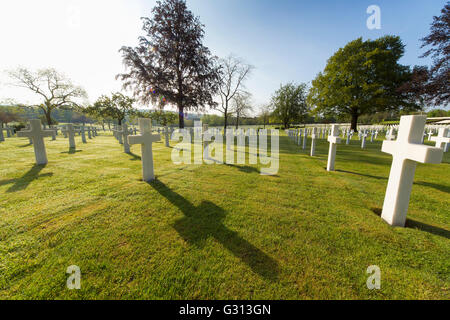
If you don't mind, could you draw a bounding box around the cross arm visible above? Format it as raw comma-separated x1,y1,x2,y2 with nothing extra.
328,136,341,144
17,131,31,138
128,135,145,145
382,141,444,164
431,136,450,144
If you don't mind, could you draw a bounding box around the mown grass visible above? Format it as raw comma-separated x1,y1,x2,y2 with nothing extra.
0,130,449,300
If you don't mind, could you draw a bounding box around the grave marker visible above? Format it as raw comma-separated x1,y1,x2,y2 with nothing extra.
128,118,161,182
430,128,450,150
327,125,341,172
381,115,444,227
310,127,318,156
62,124,79,149
17,120,54,165
122,123,131,153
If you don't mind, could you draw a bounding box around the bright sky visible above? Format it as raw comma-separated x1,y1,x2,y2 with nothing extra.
0,0,446,114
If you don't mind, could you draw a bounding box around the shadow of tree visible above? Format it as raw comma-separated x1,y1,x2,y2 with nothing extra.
149,180,280,281
0,164,53,192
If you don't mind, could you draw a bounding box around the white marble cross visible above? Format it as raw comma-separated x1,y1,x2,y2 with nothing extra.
327,125,341,171
17,120,54,165
62,124,79,149
115,126,124,144
122,123,131,153
430,128,450,151
381,115,444,227
427,130,433,141
128,118,161,182
164,126,170,147
310,127,318,156
361,131,368,149
0,123,4,142
386,128,396,141
346,130,351,145
81,126,87,143
302,128,308,150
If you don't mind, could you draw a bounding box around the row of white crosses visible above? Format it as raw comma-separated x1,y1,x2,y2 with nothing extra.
0,123,17,141
15,118,162,183
16,121,100,164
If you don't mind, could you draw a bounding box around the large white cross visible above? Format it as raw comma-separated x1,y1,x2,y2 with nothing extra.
17,119,54,165
327,125,341,171
430,128,450,151
381,115,444,227
128,118,161,182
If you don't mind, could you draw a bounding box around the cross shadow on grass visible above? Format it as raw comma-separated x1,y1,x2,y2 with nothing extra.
371,208,450,239
18,143,33,148
60,148,82,155
225,164,260,174
148,179,280,281
0,164,53,193
414,181,450,194
128,152,141,161
336,169,387,180
338,170,449,193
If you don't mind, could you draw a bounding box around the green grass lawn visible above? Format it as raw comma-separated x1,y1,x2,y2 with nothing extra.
0,131,449,299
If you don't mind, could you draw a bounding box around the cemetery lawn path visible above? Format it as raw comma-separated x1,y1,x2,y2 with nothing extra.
0,132,449,299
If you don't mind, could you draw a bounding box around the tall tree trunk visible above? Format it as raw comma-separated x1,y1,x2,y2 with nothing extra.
351,113,358,132
224,110,228,131
235,114,239,130
178,104,185,129
45,110,53,126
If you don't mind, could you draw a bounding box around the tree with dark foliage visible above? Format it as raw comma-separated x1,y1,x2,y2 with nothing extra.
308,36,420,132
117,0,220,128
420,2,449,106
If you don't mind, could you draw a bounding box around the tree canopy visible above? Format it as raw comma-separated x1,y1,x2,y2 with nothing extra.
216,55,253,130
7,68,87,126
271,83,309,129
117,0,220,128
419,2,449,106
89,93,135,125
307,36,420,131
